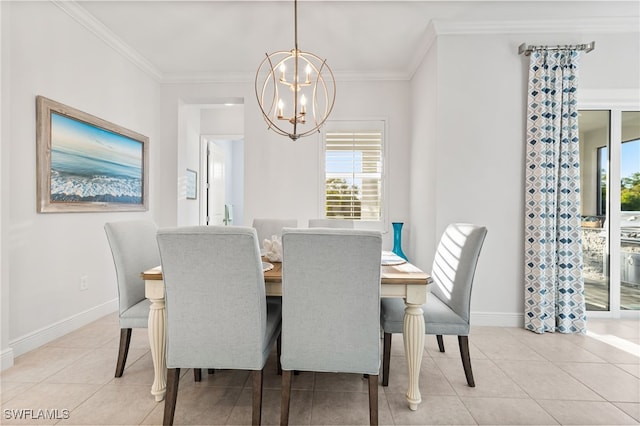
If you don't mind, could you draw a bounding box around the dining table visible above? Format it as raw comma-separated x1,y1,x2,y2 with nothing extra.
141,253,431,411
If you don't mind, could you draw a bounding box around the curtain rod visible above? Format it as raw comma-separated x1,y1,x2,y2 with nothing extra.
518,41,595,56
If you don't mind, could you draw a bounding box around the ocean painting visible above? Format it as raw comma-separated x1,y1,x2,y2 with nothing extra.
50,112,143,204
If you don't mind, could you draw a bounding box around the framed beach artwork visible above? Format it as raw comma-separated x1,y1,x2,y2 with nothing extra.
36,96,149,212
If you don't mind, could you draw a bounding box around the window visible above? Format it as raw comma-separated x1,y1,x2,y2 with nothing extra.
321,121,385,223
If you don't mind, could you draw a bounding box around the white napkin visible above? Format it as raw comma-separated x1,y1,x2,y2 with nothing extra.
263,235,283,262
381,250,407,266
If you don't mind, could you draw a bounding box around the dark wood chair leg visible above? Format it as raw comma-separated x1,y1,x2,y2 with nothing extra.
163,368,180,426
368,374,379,426
252,370,264,426
277,334,282,375
458,335,475,387
115,328,132,378
193,368,202,382
280,370,293,426
382,332,391,386
436,335,445,352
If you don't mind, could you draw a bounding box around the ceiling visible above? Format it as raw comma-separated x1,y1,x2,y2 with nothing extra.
71,1,639,83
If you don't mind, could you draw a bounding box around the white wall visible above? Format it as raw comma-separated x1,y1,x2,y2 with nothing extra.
177,104,201,226
0,1,160,365
409,29,640,326
0,0,9,369
200,105,244,135
408,42,438,276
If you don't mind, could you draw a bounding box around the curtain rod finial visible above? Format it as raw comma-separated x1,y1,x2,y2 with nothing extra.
518,43,529,56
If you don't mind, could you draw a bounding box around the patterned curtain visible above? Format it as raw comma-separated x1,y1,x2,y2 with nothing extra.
524,49,587,334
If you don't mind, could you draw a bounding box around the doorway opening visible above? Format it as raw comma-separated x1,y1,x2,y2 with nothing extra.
200,136,244,226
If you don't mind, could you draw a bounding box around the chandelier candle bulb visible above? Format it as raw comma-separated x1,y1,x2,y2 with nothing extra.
279,63,286,82
277,100,284,119
305,64,311,84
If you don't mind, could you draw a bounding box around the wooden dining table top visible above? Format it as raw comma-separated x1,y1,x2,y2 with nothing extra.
142,258,430,286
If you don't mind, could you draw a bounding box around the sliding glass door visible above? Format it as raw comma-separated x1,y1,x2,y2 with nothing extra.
580,110,610,311
579,109,640,315
620,111,640,311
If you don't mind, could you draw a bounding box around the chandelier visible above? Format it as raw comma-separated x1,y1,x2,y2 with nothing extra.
255,0,336,141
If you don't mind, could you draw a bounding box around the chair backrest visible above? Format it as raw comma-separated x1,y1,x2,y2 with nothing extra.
308,218,355,229
430,223,487,324
104,220,160,317
156,226,267,369
252,218,297,244
281,228,382,375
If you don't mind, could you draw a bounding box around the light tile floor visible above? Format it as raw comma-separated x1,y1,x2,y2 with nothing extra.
1,314,639,425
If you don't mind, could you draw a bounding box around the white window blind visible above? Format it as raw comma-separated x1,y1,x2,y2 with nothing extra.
324,127,383,220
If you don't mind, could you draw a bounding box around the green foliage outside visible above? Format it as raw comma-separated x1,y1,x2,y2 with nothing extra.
325,178,361,218
621,172,640,211
599,170,640,212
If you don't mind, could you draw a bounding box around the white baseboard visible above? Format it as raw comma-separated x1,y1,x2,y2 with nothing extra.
3,299,118,371
471,311,524,328
1,347,14,371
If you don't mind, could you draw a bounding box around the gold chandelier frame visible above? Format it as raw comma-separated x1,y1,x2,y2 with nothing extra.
255,0,336,141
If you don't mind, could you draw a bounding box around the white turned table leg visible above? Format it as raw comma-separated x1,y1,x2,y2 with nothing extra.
146,280,166,402
402,284,427,411
403,302,425,410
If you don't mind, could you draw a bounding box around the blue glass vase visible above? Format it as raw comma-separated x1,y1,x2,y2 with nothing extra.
392,222,408,261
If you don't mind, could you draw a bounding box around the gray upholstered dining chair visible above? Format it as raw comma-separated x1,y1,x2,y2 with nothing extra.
380,223,487,388
104,220,158,378
280,228,382,425
156,226,282,426
308,218,355,228
252,218,297,245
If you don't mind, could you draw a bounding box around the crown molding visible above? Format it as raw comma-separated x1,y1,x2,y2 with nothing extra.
433,16,640,35
406,20,438,80
52,0,163,82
